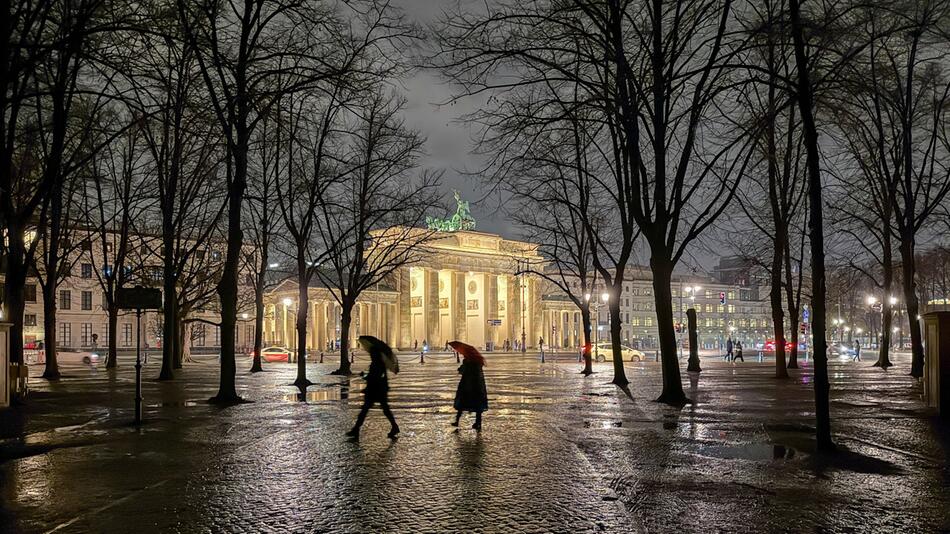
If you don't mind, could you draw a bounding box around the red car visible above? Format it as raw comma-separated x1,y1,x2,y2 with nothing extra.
260,347,292,363
764,340,798,352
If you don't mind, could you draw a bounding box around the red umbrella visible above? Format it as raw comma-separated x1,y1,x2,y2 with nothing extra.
448,340,486,367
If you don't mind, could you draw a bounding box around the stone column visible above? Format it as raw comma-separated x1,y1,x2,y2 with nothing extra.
398,269,411,349
454,271,467,341
530,278,543,348
486,274,498,349
425,269,440,348
509,275,522,348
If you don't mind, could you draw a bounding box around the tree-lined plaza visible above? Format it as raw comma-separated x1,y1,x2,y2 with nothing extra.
2,0,950,531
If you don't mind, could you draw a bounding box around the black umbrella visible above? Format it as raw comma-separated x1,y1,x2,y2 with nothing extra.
358,335,399,374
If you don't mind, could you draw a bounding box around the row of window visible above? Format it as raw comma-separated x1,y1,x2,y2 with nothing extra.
43,322,232,348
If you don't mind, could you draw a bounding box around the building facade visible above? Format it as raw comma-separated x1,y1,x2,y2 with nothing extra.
4,228,255,354
265,230,546,352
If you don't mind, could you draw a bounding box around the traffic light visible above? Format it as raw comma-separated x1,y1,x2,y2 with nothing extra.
719,291,726,305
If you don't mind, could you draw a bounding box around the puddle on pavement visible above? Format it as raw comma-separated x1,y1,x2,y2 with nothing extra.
146,401,200,408
693,442,799,461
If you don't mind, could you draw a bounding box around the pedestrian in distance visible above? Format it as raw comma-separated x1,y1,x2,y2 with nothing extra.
726,337,734,361
448,340,489,431
413,339,418,351
538,336,544,357
733,340,744,362
853,339,861,362
347,335,400,440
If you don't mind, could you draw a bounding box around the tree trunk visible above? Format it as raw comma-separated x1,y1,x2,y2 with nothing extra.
580,306,592,375
212,127,248,404
250,280,264,372
875,230,894,368
2,230,27,365
173,316,184,369
41,289,59,379
334,300,354,375
784,243,800,369
900,236,924,378
608,297,627,386
159,267,176,380
790,0,834,451
652,256,687,405
686,308,700,373
294,261,312,389
770,245,788,378
106,301,118,368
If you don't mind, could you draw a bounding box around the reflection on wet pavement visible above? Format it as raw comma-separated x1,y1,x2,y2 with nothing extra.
0,352,946,532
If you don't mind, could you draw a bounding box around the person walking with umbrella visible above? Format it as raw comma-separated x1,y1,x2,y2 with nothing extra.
448,341,488,431
346,335,400,440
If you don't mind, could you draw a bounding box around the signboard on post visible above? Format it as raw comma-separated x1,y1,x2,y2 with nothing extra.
803,307,810,324
115,286,162,425
487,319,502,326
116,287,162,310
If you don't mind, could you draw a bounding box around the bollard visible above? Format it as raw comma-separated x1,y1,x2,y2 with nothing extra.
456,351,460,363
541,350,545,363
319,351,324,363
420,351,425,364
351,351,355,364
655,350,659,362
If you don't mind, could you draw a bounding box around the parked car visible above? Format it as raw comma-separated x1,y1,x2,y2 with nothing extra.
764,340,798,353
56,350,100,366
593,343,645,362
260,346,292,363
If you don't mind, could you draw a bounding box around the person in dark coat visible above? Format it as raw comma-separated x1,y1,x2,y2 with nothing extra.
451,347,488,430
726,337,734,360
733,340,744,362
346,342,399,440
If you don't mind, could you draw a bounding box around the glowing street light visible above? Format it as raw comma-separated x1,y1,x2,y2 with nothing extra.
889,296,899,305
282,297,293,307
866,296,877,306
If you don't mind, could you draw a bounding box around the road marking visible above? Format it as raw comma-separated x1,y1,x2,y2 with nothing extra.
45,479,169,534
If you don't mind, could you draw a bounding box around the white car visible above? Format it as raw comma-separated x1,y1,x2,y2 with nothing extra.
56,350,101,366
593,343,646,362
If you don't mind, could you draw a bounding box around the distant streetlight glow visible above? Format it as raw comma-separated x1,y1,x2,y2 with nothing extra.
866,296,877,306
269,262,280,268
601,292,609,302
889,296,898,305
282,298,293,307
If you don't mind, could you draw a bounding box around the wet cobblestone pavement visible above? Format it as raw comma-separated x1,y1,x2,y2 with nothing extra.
0,351,948,533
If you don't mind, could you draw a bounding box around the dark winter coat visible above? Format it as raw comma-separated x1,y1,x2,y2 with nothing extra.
362,357,389,402
454,360,488,413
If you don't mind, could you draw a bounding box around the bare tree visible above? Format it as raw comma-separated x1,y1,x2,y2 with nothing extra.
274,88,348,389
0,0,110,368
437,0,753,402
177,0,415,402
85,113,153,369
312,91,441,375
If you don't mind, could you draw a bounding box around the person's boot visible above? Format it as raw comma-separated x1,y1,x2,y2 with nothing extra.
451,412,461,427
387,425,400,439
472,413,482,431
345,426,360,439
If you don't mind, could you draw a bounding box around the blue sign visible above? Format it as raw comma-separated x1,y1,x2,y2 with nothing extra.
802,308,809,323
